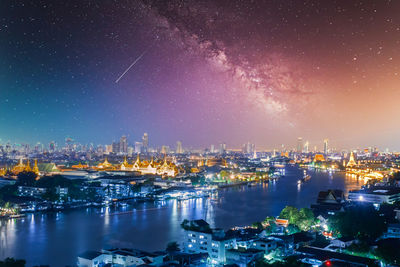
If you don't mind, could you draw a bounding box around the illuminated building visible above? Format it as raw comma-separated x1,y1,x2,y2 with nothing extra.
346,152,357,167
161,146,169,154
71,162,89,169
313,154,325,162
0,167,6,176
96,158,115,170
12,158,27,174
205,158,227,167
112,142,120,154
142,133,149,153
219,143,226,154
135,142,143,154
297,137,303,153
32,159,39,175
348,187,400,204
176,141,183,154
120,135,128,154
323,139,329,155
120,155,178,177
242,142,255,154
304,141,309,153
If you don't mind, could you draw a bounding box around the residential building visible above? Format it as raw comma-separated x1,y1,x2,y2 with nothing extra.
348,186,400,204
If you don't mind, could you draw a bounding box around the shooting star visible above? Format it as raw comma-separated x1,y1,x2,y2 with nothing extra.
115,50,147,83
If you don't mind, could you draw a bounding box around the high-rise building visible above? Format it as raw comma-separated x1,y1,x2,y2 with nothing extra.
296,137,303,153
112,141,120,153
161,145,170,154
219,143,226,154
120,135,128,154
105,145,112,154
176,141,183,154
49,141,56,152
134,142,142,154
304,141,309,153
210,144,215,153
243,142,255,154
142,133,149,153
323,139,329,155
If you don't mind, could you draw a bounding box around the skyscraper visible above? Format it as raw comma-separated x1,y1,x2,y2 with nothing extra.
176,141,183,154
112,141,120,153
296,137,303,153
134,142,142,154
219,143,226,154
304,141,309,153
323,139,329,155
161,145,169,154
120,135,128,154
142,133,148,153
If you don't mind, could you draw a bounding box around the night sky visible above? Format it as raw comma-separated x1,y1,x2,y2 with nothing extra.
1,0,400,150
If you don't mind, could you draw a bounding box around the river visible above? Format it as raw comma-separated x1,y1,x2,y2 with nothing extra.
0,167,363,266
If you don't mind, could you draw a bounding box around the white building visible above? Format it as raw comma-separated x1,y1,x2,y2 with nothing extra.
77,251,111,267
183,220,235,265
348,187,400,204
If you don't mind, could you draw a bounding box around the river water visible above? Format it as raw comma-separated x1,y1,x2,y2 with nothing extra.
0,167,363,266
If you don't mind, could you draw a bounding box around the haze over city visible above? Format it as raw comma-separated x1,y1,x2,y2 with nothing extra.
2,0,400,149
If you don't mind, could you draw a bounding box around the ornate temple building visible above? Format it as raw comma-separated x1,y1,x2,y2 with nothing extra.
11,158,40,175
71,162,89,169
96,158,116,171
95,156,178,177
129,155,178,177
346,151,357,167
313,154,326,162
0,167,6,176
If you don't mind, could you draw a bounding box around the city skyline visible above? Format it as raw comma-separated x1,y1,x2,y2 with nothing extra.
2,1,400,149
0,133,387,153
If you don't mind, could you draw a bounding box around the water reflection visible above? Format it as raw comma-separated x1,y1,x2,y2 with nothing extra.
0,167,363,266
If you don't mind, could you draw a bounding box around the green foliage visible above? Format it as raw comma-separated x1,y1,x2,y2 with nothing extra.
166,241,180,253
16,171,37,186
251,221,263,230
41,188,59,202
373,239,400,265
345,241,371,258
35,175,72,188
0,185,18,202
181,219,212,233
219,170,229,179
279,206,315,231
189,175,206,186
329,205,386,240
254,256,307,267
0,258,26,267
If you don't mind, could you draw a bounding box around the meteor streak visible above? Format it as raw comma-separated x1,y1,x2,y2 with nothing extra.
115,50,147,83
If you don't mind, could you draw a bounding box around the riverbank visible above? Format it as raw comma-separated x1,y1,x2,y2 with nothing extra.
0,167,363,266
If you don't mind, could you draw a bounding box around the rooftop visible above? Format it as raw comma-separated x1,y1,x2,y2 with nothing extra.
349,186,400,195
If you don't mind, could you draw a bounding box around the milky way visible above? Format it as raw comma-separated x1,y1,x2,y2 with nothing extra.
1,0,400,149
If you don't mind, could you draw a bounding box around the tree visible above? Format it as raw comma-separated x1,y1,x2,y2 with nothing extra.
220,170,229,180
166,241,180,261
166,241,180,253
298,208,315,231
329,205,386,240
251,221,263,230
280,206,301,225
374,238,400,265
279,206,315,231
16,171,37,186
41,188,59,202
0,258,26,267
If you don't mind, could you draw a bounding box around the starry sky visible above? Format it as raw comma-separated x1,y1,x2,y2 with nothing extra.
1,0,400,150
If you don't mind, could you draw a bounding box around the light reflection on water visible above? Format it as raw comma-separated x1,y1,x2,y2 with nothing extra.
0,167,363,266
